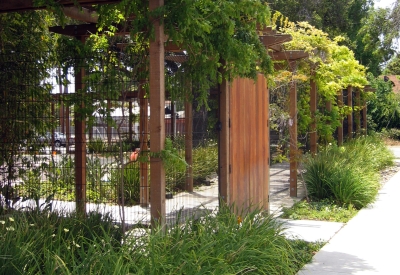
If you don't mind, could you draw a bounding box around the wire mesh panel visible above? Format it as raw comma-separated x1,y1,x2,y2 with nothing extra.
0,50,220,228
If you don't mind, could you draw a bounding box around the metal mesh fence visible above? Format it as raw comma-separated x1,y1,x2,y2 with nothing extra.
0,51,219,227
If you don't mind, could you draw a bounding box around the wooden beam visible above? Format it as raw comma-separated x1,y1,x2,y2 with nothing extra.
269,44,284,52
269,50,309,61
0,0,121,13
165,41,184,52
164,55,188,63
256,25,273,34
149,0,166,227
260,34,292,47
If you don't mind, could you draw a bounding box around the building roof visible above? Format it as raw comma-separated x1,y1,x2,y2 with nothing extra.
382,75,400,94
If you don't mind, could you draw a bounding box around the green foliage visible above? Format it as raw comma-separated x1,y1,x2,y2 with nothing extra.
367,75,400,131
289,239,325,266
302,136,394,209
358,6,397,75
87,138,107,154
0,211,123,275
384,54,400,75
131,205,311,274
165,137,218,192
0,207,319,274
268,0,389,75
282,199,358,222
381,128,400,140
0,11,56,208
118,162,140,206
270,19,368,144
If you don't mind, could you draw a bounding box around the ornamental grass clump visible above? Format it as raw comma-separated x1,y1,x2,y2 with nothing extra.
128,205,307,274
0,207,316,274
303,136,394,209
0,211,124,274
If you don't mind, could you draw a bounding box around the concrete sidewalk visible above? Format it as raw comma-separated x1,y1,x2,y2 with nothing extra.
297,146,400,275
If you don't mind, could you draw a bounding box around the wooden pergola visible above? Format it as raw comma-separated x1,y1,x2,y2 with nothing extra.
1,0,309,225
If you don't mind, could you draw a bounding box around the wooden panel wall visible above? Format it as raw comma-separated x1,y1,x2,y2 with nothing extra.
229,74,269,212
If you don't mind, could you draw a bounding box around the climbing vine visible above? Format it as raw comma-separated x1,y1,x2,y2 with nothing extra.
270,14,368,145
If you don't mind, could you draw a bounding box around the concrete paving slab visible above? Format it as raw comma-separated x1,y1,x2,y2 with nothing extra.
278,219,344,243
297,155,400,275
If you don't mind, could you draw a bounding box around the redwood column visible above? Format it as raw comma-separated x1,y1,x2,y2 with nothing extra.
337,89,344,146
355,88,361,136
129,101,133,143
362,96,367,135
219,64,230,204
139,73,149,207
185,97,193,192
347,86,353,139
310,74,317,155
75,35,87,216
289,61,298,197
149,0,166,227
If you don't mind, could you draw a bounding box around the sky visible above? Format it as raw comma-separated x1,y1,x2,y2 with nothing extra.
374,0,396,9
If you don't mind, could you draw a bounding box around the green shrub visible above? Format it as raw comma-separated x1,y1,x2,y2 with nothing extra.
303,135,394,209
165,137,218,192
281,199,358,222
381,128,400,140
129,205,310,274
0,207,318,275
87,138,106,153
327,167,379,209
0,211,123,275
110,162,140,206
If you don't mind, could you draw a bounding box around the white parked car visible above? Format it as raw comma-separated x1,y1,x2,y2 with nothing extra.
38,132,75,147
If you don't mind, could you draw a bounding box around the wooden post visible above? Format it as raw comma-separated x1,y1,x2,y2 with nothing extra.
171,101,176,139
75,35,87,216
149,0,166,227
58,68,65,134
337,89,344,146
107,99,112,146
362,97,367,135
64,82,71,154
219,64,230,204
185,96,193,192
355,88,361,136
129,101,133,143
310,74,317,155
289,61,298,197
51,102,55,153
347,86,353,139
139,72,149,207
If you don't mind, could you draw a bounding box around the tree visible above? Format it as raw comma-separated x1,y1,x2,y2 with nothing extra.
357,7,397,75
266,0,393,75
366,73,400,131
384,54,400,75
270,19,368,144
